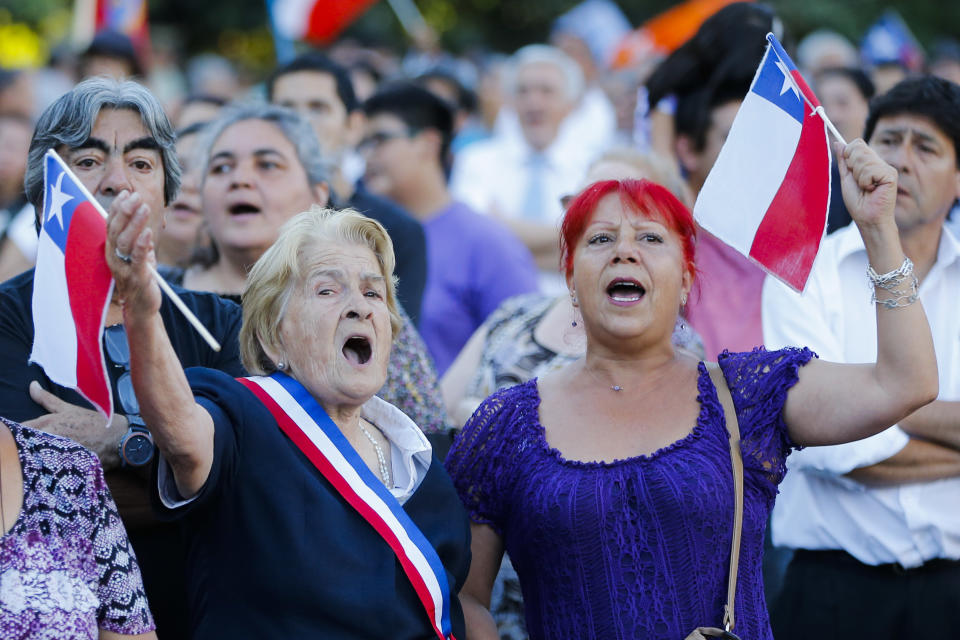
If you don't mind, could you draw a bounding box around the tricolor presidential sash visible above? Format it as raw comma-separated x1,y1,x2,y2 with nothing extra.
237,372,456,640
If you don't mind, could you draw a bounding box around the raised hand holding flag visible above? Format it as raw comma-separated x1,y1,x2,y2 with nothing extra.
30,150,220,424
693,33,841,292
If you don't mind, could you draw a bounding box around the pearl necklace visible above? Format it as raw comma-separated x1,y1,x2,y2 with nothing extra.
358,419,391,487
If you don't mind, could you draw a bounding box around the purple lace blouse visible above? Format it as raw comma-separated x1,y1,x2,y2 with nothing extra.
446,347,814,640
0,419,154,639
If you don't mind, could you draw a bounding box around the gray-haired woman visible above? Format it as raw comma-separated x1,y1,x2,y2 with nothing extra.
105,203,471,638
167,104,449,433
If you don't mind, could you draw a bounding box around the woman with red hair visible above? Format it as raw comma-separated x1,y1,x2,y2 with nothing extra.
446,140,939,639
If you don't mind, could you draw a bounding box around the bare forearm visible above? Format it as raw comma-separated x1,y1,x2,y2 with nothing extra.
859,221,939,417
845,439,960,486
899,401,960,450
124,311,213,496
459,594,499,640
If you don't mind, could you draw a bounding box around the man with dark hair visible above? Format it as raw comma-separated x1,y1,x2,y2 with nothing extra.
267,52,427,324
0,77,245,637
79,29,143,79
415,68,485,155
764,75,960,639
361,83,538,374
173,93,227,130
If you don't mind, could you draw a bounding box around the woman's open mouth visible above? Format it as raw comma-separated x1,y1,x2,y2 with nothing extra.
228,202,261,216
342,336,373,365
606,278,646,305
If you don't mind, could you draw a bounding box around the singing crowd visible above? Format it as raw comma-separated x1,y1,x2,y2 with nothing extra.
1,2,959,639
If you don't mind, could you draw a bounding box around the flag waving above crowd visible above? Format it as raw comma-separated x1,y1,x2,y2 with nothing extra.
29,150,115,421
694,33,831,292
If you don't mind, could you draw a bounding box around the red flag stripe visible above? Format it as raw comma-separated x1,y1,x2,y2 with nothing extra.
790,70,821,108
64,201,113,415
305,0,377,42
748,107,831,290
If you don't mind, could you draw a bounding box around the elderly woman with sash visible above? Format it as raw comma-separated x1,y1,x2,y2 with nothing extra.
105,201,469,639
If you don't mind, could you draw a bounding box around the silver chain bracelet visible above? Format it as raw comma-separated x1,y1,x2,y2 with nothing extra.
867,257,919,308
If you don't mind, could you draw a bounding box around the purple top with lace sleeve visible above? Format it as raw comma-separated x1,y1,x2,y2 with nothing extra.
445,347,814,640
0,419,154,639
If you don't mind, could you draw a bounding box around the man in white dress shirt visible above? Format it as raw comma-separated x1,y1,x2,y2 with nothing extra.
450,45,591,290
763,76,960,638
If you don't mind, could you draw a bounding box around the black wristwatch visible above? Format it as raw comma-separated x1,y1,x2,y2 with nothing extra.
118,423,155,467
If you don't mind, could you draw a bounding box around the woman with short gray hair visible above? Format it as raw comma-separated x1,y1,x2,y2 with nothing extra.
104,202,470,638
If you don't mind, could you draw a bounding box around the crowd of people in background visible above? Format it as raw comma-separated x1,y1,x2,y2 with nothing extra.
1,0,959,638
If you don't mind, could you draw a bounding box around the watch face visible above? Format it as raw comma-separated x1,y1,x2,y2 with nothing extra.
123,433,154,466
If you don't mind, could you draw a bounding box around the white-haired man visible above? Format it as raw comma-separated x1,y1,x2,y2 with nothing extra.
450,45,595,288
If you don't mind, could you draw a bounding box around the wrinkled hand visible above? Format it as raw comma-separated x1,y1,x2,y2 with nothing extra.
105,190,161,321
835,139,898,230
23,381,126,469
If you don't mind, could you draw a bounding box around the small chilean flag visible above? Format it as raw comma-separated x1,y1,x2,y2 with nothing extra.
694,33,830,291
268,0,378,42
30,151,115,421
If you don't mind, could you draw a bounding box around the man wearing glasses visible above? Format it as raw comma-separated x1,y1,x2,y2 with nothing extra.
359,83,538,375
0,77,245,638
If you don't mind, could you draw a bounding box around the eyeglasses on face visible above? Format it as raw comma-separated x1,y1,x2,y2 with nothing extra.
357,129,414,153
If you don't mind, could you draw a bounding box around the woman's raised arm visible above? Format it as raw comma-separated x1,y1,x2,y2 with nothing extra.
106,190,215,498
783,140,938,447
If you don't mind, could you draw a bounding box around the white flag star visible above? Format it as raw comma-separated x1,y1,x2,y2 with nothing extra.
46,170,74,231
774,60,801,100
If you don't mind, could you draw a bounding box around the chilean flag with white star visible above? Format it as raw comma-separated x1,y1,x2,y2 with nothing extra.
30,150,114,421
694,33,831,292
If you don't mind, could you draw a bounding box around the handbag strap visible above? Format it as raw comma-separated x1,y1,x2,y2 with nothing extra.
706,362,743,633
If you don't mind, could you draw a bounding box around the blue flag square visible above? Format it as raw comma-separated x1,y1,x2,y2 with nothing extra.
42,154,88,253
750,50,805,123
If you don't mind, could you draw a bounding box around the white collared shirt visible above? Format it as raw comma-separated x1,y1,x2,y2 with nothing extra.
450,135,593,295
450,134,592,228
159,394,433,509
362,395,434,504
762,222,960,567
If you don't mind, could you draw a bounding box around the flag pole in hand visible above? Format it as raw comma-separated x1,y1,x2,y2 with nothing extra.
764,33,848,146
47,149,222,352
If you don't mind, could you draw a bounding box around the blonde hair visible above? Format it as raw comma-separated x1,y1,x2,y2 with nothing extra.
239,205,401,375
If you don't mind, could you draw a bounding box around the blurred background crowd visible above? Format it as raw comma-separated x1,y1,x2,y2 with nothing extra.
2,0,959,358
2,0,960,637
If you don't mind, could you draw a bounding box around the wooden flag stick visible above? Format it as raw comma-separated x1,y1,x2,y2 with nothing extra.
47,150,222,352
764,33,848,146
814,106,848,146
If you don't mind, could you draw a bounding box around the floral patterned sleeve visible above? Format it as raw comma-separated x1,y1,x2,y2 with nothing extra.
87,454,155,633
377,304,450,433
0,421,154,638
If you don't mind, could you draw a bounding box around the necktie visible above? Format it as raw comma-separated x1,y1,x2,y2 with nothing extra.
522,153,547,221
